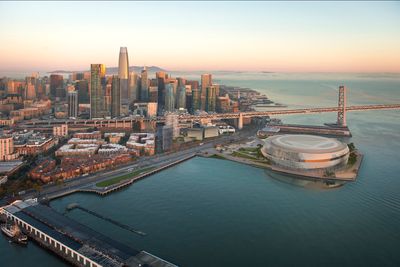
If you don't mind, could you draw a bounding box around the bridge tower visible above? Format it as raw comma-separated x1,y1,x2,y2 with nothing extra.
337,85,347,127
238,113,243,130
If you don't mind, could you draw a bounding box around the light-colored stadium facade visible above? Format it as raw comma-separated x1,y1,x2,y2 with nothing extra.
261,135,349,170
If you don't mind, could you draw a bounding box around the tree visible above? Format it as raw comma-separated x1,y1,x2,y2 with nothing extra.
348,142,356,152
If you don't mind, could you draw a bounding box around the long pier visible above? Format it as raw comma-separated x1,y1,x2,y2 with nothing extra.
0,199,178,267
88,153,196,196
65,204,146,236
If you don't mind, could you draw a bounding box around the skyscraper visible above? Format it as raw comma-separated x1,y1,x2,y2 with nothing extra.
75,80,89,104
50,74,63,99
111,75,121,118
191,87,201,113
177,85,186,110
25,76,36,100
164,83,175,112
68,91,78,118
128,72,139,104
157,76,166,115
205,85,217,112
118,47,129,105
90,64,106,119
140,67,149,101
201,74,212,110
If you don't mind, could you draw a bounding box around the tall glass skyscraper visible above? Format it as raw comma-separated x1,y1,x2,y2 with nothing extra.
164,83,175,112
111,75,121,118
128,72,139,104
140,67,149,101
205,85,216,112
177,85,186,109
118,47,129,105
90,64,106,118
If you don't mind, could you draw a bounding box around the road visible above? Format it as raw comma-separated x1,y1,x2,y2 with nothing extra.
18,125,260,202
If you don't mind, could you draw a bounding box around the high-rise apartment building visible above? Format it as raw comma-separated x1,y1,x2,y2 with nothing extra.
111,76,121,118
118,47,129,105
67,91,78,118
140,67,149,101
90,64,107,119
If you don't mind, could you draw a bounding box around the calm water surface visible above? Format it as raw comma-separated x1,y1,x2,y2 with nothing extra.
2,73,400,266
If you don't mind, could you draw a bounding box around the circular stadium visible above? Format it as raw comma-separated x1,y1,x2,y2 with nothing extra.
261,134,349,170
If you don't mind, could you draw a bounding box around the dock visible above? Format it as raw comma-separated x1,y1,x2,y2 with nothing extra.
1,199,178,267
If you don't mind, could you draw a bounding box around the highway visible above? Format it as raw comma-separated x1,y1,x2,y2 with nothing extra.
21,103,400,127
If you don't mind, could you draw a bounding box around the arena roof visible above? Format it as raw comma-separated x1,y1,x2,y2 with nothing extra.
268,134,348,154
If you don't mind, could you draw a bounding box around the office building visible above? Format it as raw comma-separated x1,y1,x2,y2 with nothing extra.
164,83,175,112
205,85,217,112
201,74,212,110
165,113,179,138
111,76,121,118
118,47,129,105
157,76,166,115
75,80,89,104
140,67,149,101
191,88,201,113
162,126,173,152
50,74,63,99
177,85,186,109
0,136,19,161
67,91,78,118
128,72,139,103
90,64,107,118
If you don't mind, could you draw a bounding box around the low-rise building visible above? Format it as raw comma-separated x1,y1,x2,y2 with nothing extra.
104,132,126,144
53,124,68,137
73,131,102,140
98,144,128,155
55,143,99,157
126,133,155,156
13,133,57,156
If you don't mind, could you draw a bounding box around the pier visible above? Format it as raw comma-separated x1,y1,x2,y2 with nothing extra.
65,203,146,236
88,154,196,196
0,199,178,267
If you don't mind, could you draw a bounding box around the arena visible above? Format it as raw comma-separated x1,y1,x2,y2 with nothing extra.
261,134,349,170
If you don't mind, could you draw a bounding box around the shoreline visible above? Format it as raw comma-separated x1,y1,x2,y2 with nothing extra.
199,150,363,187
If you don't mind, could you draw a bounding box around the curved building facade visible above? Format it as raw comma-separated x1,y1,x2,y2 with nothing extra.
118,47,129,105
261,134,349,170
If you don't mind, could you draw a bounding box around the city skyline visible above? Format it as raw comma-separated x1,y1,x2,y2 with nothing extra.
1,1,400,73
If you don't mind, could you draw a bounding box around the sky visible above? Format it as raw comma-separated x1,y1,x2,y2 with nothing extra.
0,1,400,73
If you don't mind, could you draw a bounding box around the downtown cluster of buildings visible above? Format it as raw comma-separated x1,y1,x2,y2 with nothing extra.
0,47,240,123
0,46,245,187
88,47,239,119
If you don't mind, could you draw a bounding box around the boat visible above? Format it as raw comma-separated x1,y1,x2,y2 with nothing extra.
1,222,28,245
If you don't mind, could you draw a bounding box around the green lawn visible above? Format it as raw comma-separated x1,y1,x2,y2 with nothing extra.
96,167,156,188
231,151,258,160
209,154,226,160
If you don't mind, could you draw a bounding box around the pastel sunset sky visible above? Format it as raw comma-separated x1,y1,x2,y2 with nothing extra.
1,1,399,72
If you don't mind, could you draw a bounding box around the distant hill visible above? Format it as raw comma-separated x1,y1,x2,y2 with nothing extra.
48,66,166,74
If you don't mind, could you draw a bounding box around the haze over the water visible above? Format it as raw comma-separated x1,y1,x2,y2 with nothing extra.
0,1,399,73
